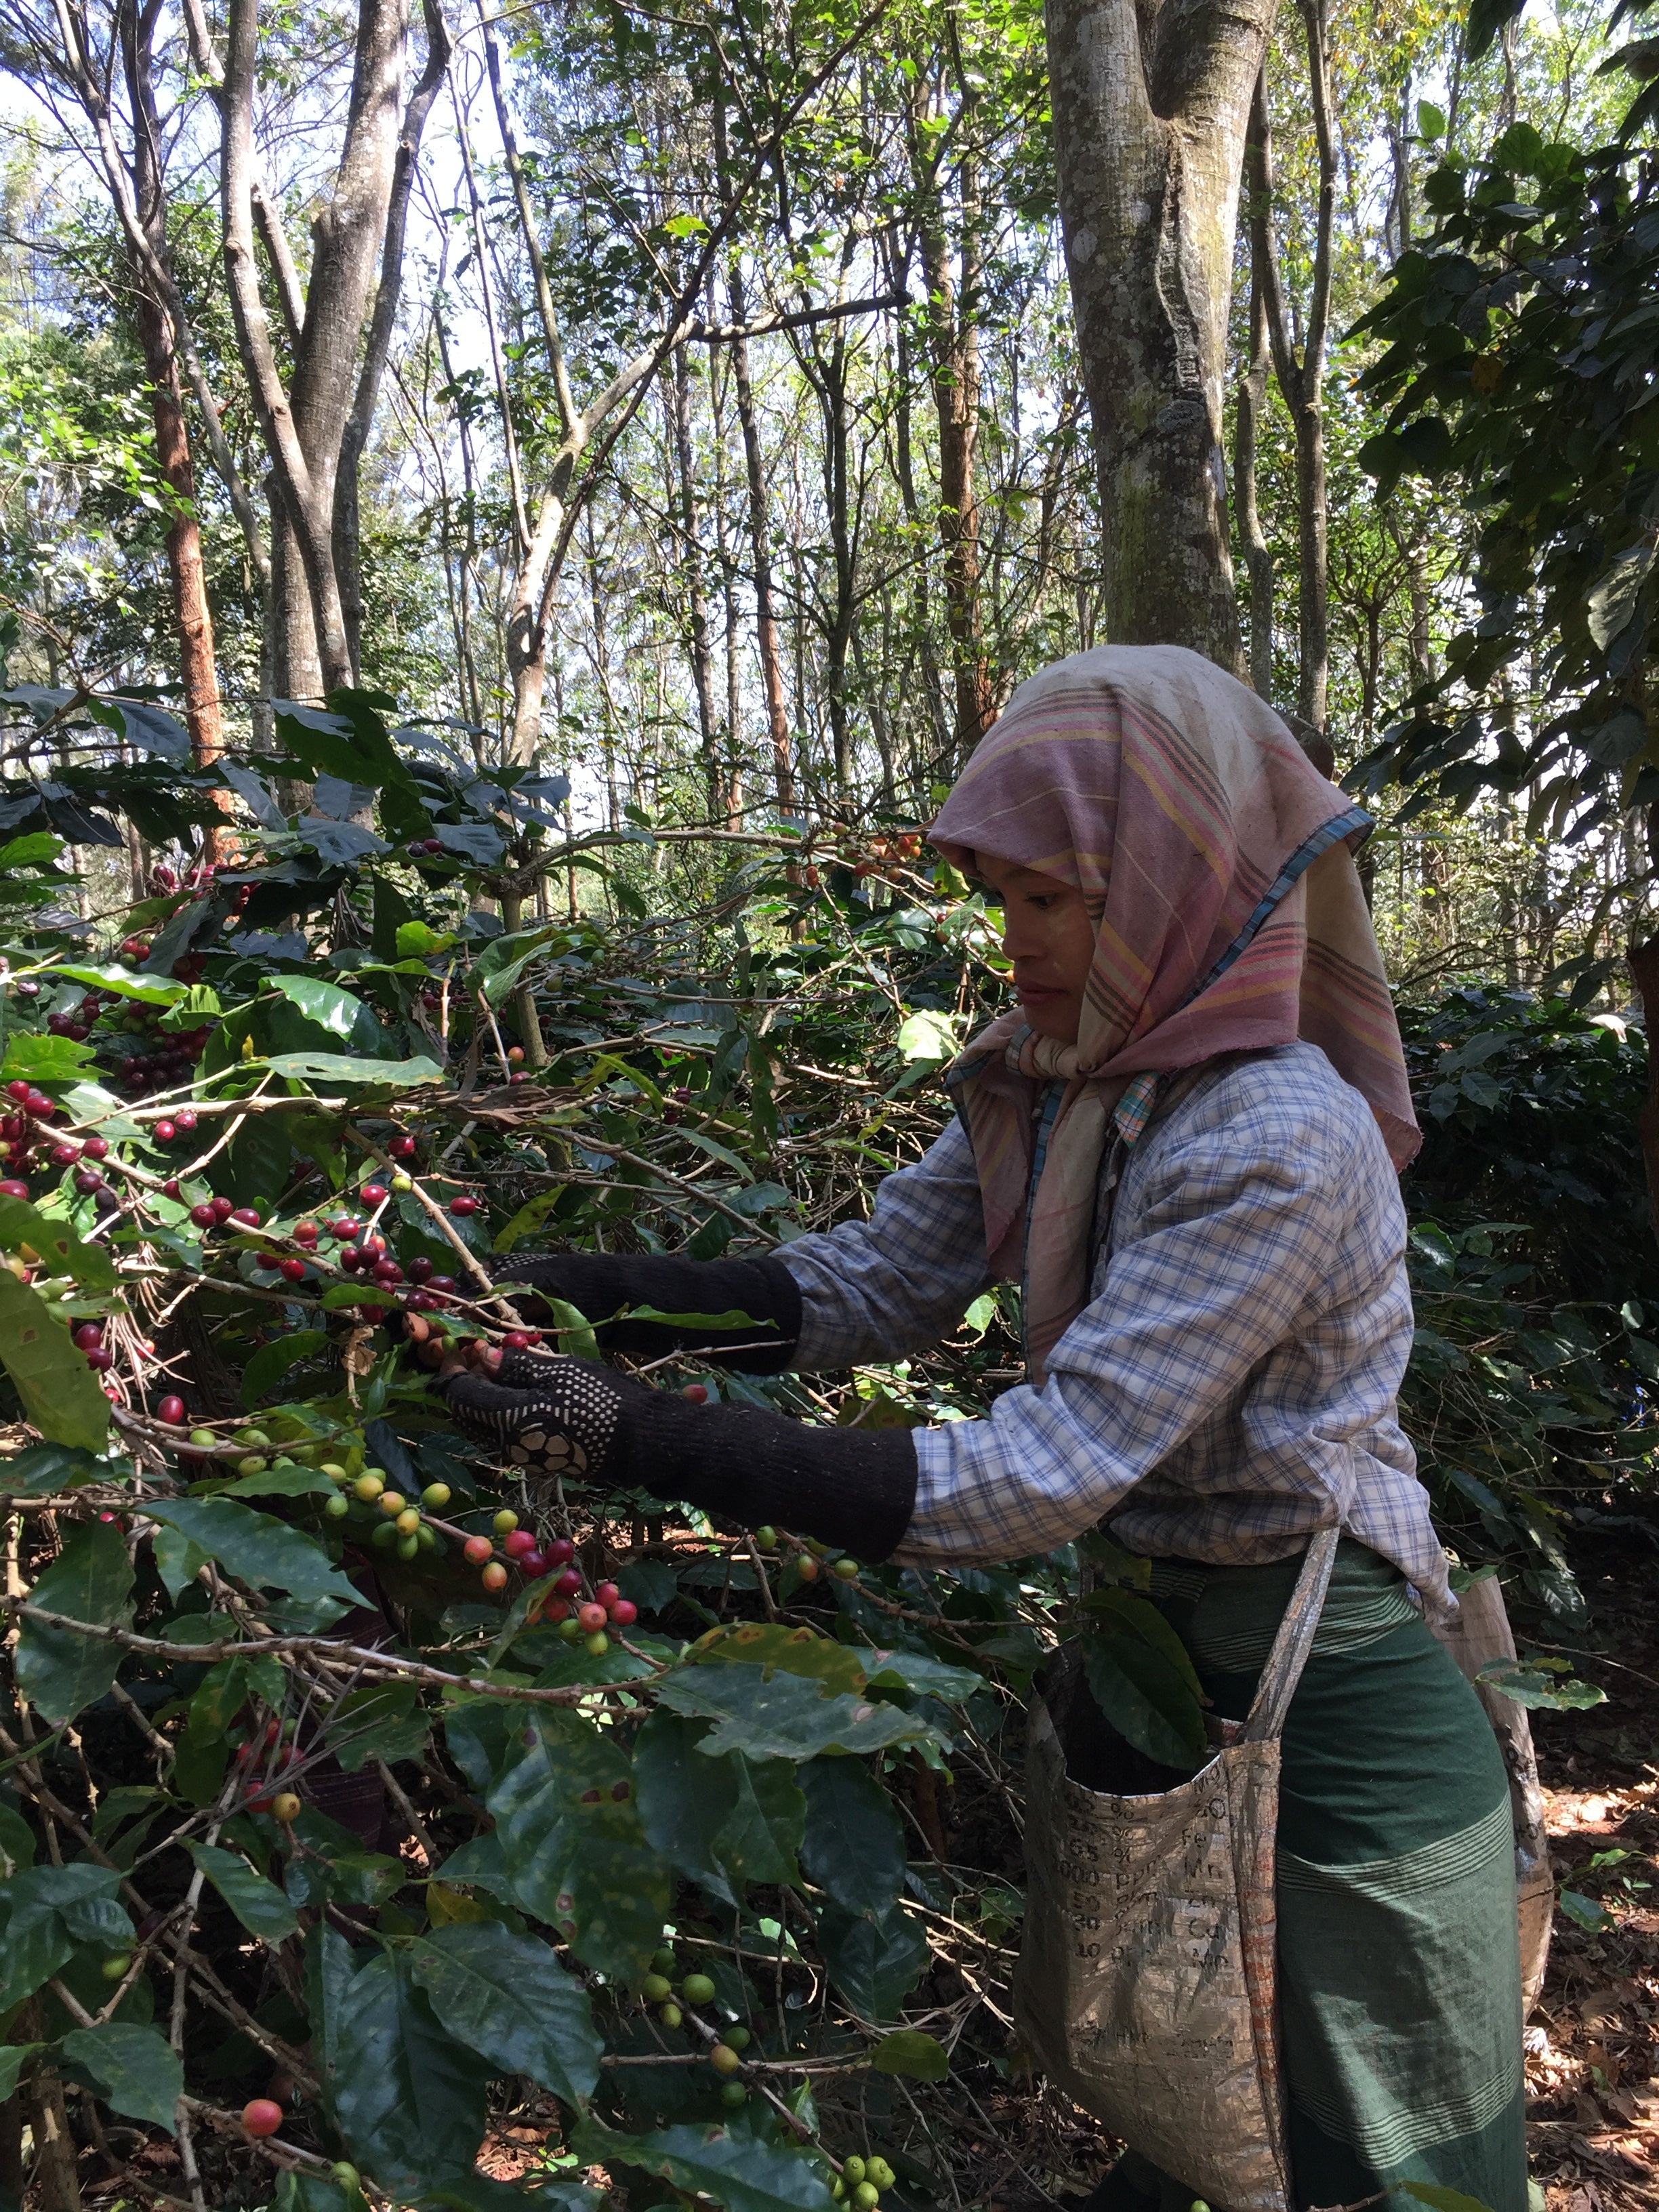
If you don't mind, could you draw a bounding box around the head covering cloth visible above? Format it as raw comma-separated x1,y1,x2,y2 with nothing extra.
930,645,1418,1381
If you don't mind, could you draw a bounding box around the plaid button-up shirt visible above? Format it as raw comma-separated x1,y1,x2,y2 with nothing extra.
777,1041,1451,1616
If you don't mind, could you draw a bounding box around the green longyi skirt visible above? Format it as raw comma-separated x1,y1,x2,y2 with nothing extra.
1090,1540,1528,2212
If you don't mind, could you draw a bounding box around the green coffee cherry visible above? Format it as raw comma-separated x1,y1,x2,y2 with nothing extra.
101,1953,131,1981
421,1482,451,1511
324,1494,350,1520
396,1534,420,1561
371,1520,397,1550
331,2164,361,2190
659,2002,682,2028
720,2081,747,2108
865,2160,895,2190
842,2159,865,2185
754,1524,777,1549
642,1973,673,2004
680,1972,716,2005
709,2043,741,2074
853,2185,880,2209
584,1631,609,1656
724,2026,750,2051
832,1557,859,1582
651,1947,677,1974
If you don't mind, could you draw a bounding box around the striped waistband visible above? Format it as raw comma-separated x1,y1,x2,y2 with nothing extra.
1145,1537,1419,1677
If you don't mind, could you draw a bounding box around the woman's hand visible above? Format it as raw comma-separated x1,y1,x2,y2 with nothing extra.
420,1340,626,1481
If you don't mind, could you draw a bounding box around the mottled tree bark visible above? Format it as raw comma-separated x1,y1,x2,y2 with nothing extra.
1045,0,1278,667
1233,276,1275,700
120,0,230,853
910,54,996,761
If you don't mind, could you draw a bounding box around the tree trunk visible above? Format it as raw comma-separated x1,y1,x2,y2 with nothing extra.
670,344,723,821
1629,926,1659,1240
120,0,230,855
1233,276,1274,700
220,0,419,697
912,60,995,761
1246,10,1335,730
1044,0,1277,666
885,222,949,765
728,268,795,813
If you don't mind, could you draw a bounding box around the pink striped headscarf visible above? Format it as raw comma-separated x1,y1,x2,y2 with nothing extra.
930,645,1418,1380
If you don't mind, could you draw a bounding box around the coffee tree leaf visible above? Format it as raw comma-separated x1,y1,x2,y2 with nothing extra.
184,1843,301,1944
239,1330,329,1409
0,1193,119,1289
203,1463,336,1500
798,1755,905,1912
486,1707,671,1980
405,1923,603,2106
815,1898,928,2020
142,1496,359,1605
274,2175,350,2212
255,1052,443,1088
1080,1587,1204,1696
1475,1659,1607,1710
327,1680,430,1771
857,1646,982,1702
689,1622,867,1692
634,1711,803,1906
571,2117,836,2212
0,1863,122,2011
1079,1595,1208,1770
1399,2186,1512,2212
0,1271,110,1450
0,1443,113,1495
0,1798,36,1875
15,1517,134,1721
323,1948,492,2198
868,2029,949,2081
537,1296,599,1361
657,1662,949,1761
60,2022,184,2132
0,2044,43,2101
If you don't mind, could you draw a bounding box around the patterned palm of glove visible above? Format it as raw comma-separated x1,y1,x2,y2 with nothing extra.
433,1346,919,1560
439,1349,623,1482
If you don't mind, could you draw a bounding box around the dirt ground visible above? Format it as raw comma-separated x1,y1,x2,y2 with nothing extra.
1523,1530,1659,2212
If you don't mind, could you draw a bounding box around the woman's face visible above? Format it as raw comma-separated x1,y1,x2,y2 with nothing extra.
977,854,1097,1045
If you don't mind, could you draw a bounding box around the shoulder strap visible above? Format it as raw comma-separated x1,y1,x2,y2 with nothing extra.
1242,1528,1340,1744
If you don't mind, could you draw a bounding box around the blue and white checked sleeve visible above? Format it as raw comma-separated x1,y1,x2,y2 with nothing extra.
895,1104,1363,1567
773,1118,993,1369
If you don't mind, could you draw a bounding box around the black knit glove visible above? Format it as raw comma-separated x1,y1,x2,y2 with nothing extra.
491,1251,802,1374
437,1349,917,1560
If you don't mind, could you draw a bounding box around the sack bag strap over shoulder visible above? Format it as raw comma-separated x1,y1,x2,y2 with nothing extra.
1242,1527,1340,1744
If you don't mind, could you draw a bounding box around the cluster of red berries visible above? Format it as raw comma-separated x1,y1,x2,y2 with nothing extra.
148,859,222,897
459,1517,638,1641
188,1195,262,1232
148,1108,199,1145
233,1719,302,1814
0,1079,66,1198
70,1319,114,1373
